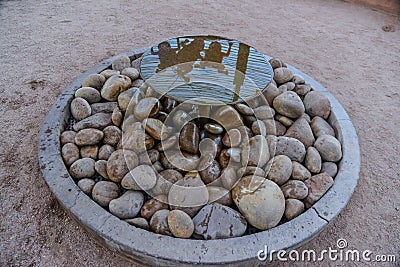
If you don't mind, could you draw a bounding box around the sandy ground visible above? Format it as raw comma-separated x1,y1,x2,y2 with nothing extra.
0,0,399,266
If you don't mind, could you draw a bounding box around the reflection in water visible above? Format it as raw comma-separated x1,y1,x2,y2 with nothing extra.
141,35,273,104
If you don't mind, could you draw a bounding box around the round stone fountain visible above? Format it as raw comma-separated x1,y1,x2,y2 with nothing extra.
38,35,360,266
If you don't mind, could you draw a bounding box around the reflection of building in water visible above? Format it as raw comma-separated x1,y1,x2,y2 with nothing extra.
233,43,250,102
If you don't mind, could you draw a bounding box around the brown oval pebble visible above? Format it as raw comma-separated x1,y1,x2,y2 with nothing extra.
107,149,139,182
60,131,76,145
199,160,221,184
222,128,241,147
92,181,119,207
150,210,172,236
134,97,160,120
62,143,80,166
167,210,194,238
141,195,169,220
80,145,98,159
82,73,106,89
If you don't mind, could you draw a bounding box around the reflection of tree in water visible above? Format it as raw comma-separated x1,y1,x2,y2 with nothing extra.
150,37,233,82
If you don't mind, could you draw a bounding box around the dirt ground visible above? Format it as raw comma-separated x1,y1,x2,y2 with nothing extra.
0,0,399,266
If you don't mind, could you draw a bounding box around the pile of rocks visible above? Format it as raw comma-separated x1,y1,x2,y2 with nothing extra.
60,55,341,239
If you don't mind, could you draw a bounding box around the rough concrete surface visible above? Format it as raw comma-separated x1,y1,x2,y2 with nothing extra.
0,0,399,266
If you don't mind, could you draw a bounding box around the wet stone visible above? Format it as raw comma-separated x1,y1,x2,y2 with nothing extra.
222,128,241,147
199,160,221,184
204,123,223,135
134,97,160,120
193,203,247,239
106,149,139,182
179,122,199,154
142,118,168,140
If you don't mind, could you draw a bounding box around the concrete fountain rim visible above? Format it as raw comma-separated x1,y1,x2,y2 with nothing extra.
38,47,360,266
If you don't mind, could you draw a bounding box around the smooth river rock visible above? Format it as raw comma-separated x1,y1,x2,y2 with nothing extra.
150,209,172,236
75,87,101,104
274,67,294,84
73,113,112,131
275,136,306,162
241,135,269,167
70,97,91,121
179,122,199,154
75,128,104,146
305,147,322,173
310,116,335,138
265,155,293,185
121,165,157,191
82,73,106,89
106,149,139,182
62,143,79,166
141,195,169,220
92,181,119,207
284,199,305,220
314,134,342,162
291,161,312,181
112,56,131,71
304,173,334,208
303,91,331,119
232,176,285,230
69,158,95,179
284,118,315,148
193,203,247,239
109,190,144,219
168,210,194,238
281,180,308,199
101,75,132,101
273,91,305,119
134,97,160,120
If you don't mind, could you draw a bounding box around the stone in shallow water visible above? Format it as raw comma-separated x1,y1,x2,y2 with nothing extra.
211,105,242,130
142,118,168,140
284,199,305,220
265,155,292,185
73,113,112,131
305,147,322,173
168,210,194,239
275,136,306,162
179,122,199,154
101,75,132,101
70,97,91,121
109,190,144,219
199,160,221,184
232,176,285,230
222,128,241,147
273,91,305,119
150,209,172,236
62,143,79,166
106,149,139,183
69,158,95,179
284,117,315,148
304,173,334,208
75,128,104,146
121,165,157,191
134,97,160,120
281,180,308,199
82,73,106,89
314,134,342,162
303,91,331,119
204,123,224,135
193,203,247,239
92,181,119,207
